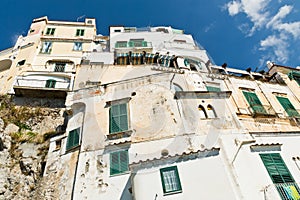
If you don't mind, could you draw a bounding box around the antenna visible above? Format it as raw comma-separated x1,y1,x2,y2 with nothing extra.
77,15,86,22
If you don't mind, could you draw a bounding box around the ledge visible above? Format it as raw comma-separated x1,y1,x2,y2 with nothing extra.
174,91,232,99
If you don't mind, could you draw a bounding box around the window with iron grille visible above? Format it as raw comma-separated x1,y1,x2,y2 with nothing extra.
54,63,66,72
66,128,80,151
109,103,128,134
160,166,182,194
110,150,128,175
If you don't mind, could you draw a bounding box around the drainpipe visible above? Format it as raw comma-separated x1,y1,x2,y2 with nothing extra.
71,106,86,200
231,138,256,165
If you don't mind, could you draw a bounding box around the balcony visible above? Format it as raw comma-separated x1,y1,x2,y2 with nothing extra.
248,105,277,118
264,182,300,200
13,76,71,98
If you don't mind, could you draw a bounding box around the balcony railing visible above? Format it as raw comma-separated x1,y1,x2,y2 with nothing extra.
248,104,277,117
14,78,70,90
264,182,300,200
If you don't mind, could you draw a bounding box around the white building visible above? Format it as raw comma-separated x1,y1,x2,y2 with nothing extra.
1,17,300,200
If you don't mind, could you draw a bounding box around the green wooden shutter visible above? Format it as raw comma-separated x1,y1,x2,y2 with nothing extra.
128,41,134,47
206,86,221,92
260,153,294,184
260,153,300,200
142,41,147,47
66,128,80,150
243,91,266,114
109,103,128,134
276,96,299,117
110,150,128,175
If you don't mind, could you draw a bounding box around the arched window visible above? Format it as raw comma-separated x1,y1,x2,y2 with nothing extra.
198,105,207,119
172,84,183,92
207,105,217,118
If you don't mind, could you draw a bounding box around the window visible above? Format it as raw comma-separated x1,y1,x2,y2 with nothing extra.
276,96,299,117
207,105,217,118
109,103,129,133
110,150,128,175
76,29,85,36
199,105,207,119
73,42,83,51
66,128,80,150
40,41,52,54
129,39,147,47
45,28,55,36
45,79,56,88
260,153,300,200
115,41,128,48
54,63,66,72
160,166,182,194
242,91,267,115
17,60,26,67
206,86,221,92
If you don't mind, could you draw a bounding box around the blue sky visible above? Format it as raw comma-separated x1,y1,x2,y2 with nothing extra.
0,0,300,71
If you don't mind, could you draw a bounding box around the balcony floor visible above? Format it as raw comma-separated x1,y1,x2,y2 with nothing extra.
13,86,68,99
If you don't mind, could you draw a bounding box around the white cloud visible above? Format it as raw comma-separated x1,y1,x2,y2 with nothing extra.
266,5,293,28
225,0,271,35
259,34,289,63
277,22,300,39
224,0,300,64
226,1,241,16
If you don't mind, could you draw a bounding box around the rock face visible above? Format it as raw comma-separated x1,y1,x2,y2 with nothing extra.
0,96,65,200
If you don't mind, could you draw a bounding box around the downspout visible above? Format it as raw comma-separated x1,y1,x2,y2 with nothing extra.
231,138,256,164
71,106,86,200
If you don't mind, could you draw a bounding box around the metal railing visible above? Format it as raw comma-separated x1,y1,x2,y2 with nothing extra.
14,77,70,90
264,182,300,200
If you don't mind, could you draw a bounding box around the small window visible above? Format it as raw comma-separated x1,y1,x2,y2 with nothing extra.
17,60,26,66
66,128,80,151
109,103,129,133
207,105,217,118
45,79,56,88
45,28,55,36
73,42,83,51
160,166,182,194
115,41,128,48
40,41,52,54
54,63,66,72
76,29,85,36
198,105,207,119
110,150,129,175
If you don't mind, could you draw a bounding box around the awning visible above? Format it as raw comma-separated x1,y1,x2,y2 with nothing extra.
131,53,143,57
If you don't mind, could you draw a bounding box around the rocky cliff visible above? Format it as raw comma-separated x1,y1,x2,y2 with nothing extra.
0,95,65,200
